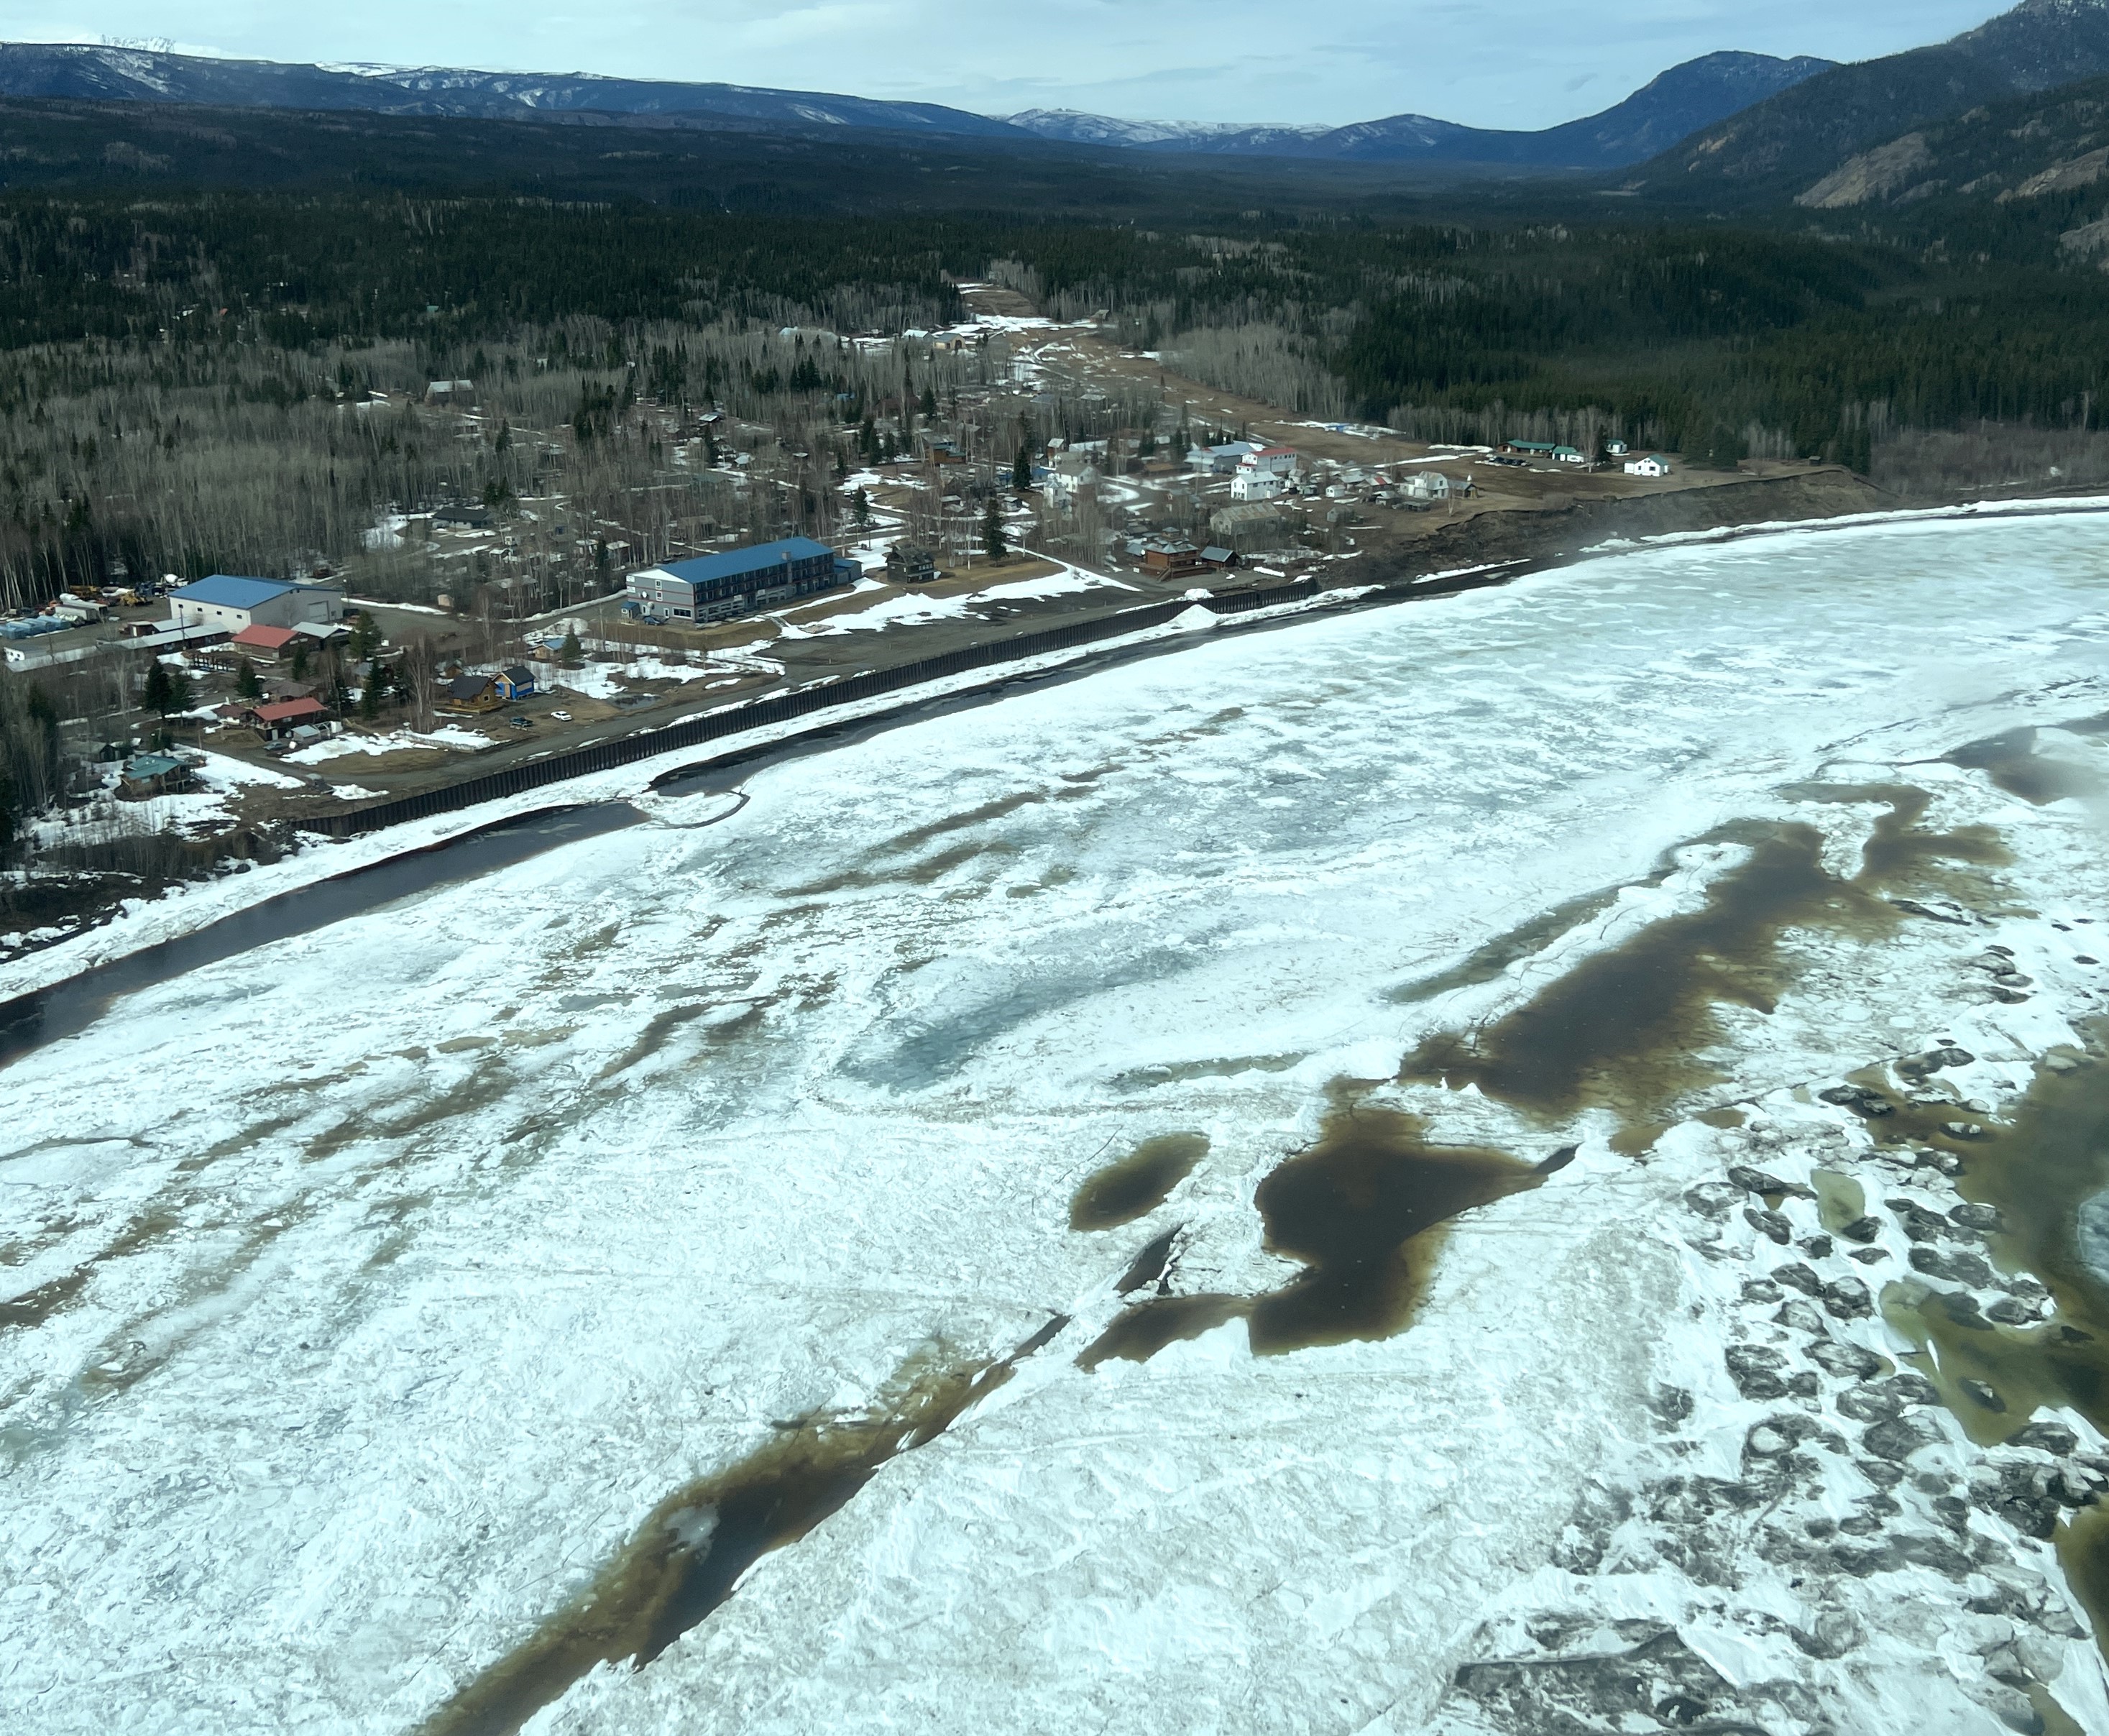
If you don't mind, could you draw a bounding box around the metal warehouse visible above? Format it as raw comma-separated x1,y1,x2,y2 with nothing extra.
625,538,856,624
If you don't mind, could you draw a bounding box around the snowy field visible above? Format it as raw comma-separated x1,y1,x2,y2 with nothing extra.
7,513,2109,1734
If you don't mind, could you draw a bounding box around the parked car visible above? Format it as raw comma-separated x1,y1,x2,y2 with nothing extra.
507,715,533,731
548,709,571,722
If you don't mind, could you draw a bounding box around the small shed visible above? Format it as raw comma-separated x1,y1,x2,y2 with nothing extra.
492,665,536,702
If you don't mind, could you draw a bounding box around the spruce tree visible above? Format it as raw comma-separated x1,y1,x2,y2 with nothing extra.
559,627,584,668
141,658,174,717
981,497,1006,562
235,658,262,700
1012,446,1031,492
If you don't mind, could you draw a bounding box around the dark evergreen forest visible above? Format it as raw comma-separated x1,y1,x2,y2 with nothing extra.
3,124,2109,602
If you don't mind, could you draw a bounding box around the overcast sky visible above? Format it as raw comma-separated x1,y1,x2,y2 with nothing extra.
16,1,2013,126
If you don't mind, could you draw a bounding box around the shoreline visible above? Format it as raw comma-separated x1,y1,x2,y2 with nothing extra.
6,487,2107,1013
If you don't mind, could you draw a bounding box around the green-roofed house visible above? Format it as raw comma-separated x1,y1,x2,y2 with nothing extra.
118,753,195,799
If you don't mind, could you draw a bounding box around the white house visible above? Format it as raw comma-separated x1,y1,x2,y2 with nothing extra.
1623,454,1671,479
1606,438,1630,457
167,575,345,635
1230,470,1289,502
1241,445,1299,479
1553,446,1586,465
1044,453,1101,502
1403,470,1453,502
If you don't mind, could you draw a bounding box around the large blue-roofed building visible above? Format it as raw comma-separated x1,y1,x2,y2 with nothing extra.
167,575,345,634
625,538,855,624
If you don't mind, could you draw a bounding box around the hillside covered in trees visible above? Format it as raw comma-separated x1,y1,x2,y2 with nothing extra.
4,169,2109,611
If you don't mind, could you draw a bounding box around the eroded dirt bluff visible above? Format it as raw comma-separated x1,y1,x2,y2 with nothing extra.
1377,469,1896,578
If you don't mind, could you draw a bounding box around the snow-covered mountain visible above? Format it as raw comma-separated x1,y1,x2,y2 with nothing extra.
1003,109,1327,149
0,43,1032,138
0,41,1832,171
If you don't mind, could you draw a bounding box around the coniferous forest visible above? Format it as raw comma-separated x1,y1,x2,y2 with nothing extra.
1,96,2109,610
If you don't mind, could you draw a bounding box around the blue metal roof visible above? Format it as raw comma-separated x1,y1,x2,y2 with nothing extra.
168,575,296,608
658,538,835,587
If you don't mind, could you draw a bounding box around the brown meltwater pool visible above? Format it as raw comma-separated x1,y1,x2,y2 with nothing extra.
1246,1098,1553,1354
1847,1032,2109,1659
1085,786,1998,1370
1070,1133,1210,1231
1399,788,2008,1141
417,1321,1064,1736
1079,1094,1553,1367
1400,822,1846,1136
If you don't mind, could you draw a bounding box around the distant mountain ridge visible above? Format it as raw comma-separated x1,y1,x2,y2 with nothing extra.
1007,53,1835,167
0,42,1832,174
0,43,1032,138
1632,0,2109,198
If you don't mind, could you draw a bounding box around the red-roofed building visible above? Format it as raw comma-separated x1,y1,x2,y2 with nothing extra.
1239,445,1300,480
242,697,331,740
229,623,302,662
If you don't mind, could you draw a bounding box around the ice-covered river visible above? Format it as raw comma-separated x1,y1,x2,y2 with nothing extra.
9,510,2109,1735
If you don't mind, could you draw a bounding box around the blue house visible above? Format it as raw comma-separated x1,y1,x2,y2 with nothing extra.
492,664,536,701
625,538,856,624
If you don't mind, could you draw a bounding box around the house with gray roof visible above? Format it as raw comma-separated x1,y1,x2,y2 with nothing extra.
167,575,345,635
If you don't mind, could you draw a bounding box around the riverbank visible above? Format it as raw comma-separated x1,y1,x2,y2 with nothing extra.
8,489,2109,1011
0,582,1347,1012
